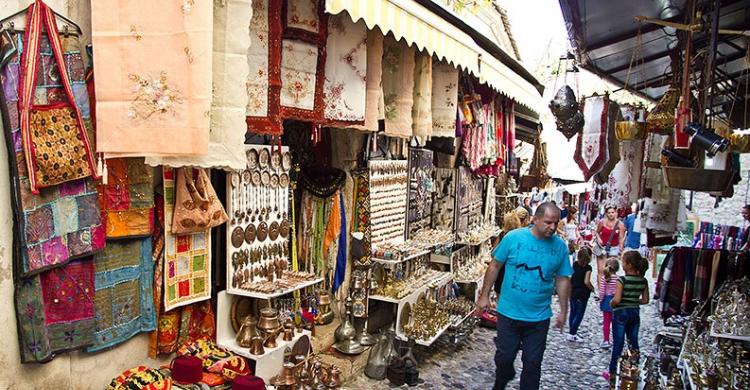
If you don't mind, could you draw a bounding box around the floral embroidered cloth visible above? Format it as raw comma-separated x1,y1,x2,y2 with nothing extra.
97,158,154,239
87,237,156,352
574,95,620,182
605,140,644,210
0,31,105,277
162,167,212,312
91,0,212,157
431,61,458,138
382,36,415,138
349,29,384,132
412,51,432,138
246,0,282,135
146,0,249,171
177,338,250,380
323,13,367,125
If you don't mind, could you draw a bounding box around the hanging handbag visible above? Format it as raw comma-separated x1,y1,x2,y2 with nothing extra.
171,167,228,234
18,0,98,194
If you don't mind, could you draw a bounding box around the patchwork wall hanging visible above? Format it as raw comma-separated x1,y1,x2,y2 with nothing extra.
162,167,212,312
14,258,96,363
412,51,433,138
605,140,644,210
349,28,384,132
574,95,620,182
91,0,212,157
87,237,156,352
96,158,154,240
146,0,250,171
431,61,458,138
382,35,415,138
279,0,328,122
0,31,104,277
246,0,282,135
17,0,98,194
323,13,367,126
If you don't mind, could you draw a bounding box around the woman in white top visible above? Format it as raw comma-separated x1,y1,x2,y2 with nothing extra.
558,206,581,246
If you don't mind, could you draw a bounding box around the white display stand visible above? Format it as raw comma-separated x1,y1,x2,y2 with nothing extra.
216,291,311,383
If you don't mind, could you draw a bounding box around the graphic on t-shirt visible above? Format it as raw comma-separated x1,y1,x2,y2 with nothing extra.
514,263,550,282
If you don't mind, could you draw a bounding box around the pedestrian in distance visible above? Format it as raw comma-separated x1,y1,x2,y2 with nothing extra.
476,202,573,390
599,258,620,349
566,247,594,342
603,251,649,385
593,206,625,286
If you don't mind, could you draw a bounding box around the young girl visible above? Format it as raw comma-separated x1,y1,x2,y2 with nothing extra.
604,251,649,383
566,247,594,342
598,258,620,349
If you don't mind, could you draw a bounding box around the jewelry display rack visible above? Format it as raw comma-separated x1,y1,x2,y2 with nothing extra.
225,145,322,298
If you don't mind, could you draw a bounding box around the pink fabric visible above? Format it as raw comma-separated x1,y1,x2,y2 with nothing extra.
602,311,613,341
600,277,618,296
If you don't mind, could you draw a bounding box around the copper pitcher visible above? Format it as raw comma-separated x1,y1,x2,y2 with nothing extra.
324,365,342,388
249,336,265,355
235,315,259,347
283,327,294,341
258,307,281,336
264,330,279,349
275,362,297,387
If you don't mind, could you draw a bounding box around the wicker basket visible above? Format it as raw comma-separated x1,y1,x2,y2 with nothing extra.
662,166,734,192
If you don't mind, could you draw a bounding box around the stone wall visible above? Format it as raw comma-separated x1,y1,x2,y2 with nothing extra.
687,154,750,229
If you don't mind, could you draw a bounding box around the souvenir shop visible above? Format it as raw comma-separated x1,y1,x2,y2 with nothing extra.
0,0,545,388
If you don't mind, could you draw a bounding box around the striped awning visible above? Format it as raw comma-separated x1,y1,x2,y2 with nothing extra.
478,48,544,114
325,0,481,75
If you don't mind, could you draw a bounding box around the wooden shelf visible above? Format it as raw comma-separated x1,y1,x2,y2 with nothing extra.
225,277,324,299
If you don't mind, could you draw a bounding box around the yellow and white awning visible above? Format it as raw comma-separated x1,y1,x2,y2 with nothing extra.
478,48,544,114
325,0,544,115
325,0,480,75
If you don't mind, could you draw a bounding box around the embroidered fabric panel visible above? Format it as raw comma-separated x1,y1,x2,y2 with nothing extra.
592,100,621,185
323,14,367,125
285,0,320,34
280,40,318,111
97,158,155,239
352,170,371,260
87,238,156,352
606,140,644,210
431,61,458,138
91,0,212,157
412,51,432,138
163,167,211,312
15,258,96,363
574,96,610,181
0,32,104,277
347,29,383,132
246,0,283,135
382,35,415,138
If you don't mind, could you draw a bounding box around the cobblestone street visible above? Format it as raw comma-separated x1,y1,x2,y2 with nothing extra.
347,264,664,389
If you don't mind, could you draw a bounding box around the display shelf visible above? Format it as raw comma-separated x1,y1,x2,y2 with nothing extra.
709,326,750,341
455,227,502,246
371,249,431,265
401,321,452,346
454,275,484,285
681,362,696,390
226,277,324,299
450,311,476,328
368,272,454,305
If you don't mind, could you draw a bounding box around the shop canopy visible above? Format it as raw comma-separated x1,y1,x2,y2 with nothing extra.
325,0,545,115
558,0,749,126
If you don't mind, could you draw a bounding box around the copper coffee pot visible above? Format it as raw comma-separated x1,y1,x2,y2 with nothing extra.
236,316,259,347
324,365,342,388
274,362,297,388
264,330,279,349
258,307,282,336
283,327,295,341
249,336,265,355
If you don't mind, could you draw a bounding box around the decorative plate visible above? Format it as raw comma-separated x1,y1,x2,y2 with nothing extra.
282,151,292,171
252,170,262,186
244,224,256,245
261,171,271,186
270,174,279,188
279,219,290,238
256,222,268,242
269,221,279,241
230,171,241,188
246,149,259,169
242,169,252,185
271,151,282,171
279,173,290,188
259,148,270,168
231,226,245,248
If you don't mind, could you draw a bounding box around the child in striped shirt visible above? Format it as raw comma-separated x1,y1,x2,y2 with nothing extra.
604,251,649,384
598,258,619,349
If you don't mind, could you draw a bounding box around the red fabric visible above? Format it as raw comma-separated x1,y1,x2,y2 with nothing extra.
246,0,283,136
598,224,621,245
602,311,612,342
40,258,95,325
573,97,610,181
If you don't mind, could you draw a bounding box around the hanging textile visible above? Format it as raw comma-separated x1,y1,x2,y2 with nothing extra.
177,338,250,380
605,140,644,210
146,0,250,170
0,31,105,277
503,99,516,173
162,167,211,312
411,50,432,138
349,29,384,132
96,158,155,239
87,237,156,352
323,13,367,125
351,170,371,259
18,0,98,194
333,191,347,293
382,35,415,138
246,0,283,135
431,61,458,138
593,98,621,184
574,95,619,181
91,0,212,157
14,258,96,363
279,0,327,122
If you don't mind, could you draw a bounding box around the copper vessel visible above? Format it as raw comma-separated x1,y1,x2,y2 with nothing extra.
324,365,342,388
258,307,282,336
275,362,297,387
316,293,334,325
283,327,294,341
263,330,279,349
235,316,259,347
249,336,265,355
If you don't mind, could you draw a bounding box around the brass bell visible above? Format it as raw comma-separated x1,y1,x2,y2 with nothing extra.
264,330,279,349
249,336,265,355
235,316,259,348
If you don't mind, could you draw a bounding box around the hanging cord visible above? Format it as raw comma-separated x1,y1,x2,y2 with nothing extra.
621,26,643,96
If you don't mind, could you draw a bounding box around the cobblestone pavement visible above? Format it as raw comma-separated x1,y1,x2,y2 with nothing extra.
346,262,664,389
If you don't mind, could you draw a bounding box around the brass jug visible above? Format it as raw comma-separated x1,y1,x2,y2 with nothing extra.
235,316,259,347
258,307,282,336
283,327,294,341
275,362,297,387
324,365,342,388
249,336,265,355
316,293,334,325
264,330,279,349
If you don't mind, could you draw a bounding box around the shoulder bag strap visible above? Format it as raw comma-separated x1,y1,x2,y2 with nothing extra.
19,0,98,193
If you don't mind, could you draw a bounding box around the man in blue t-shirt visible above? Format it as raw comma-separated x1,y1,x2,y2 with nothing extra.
623,203,641,251
477,202,573,390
